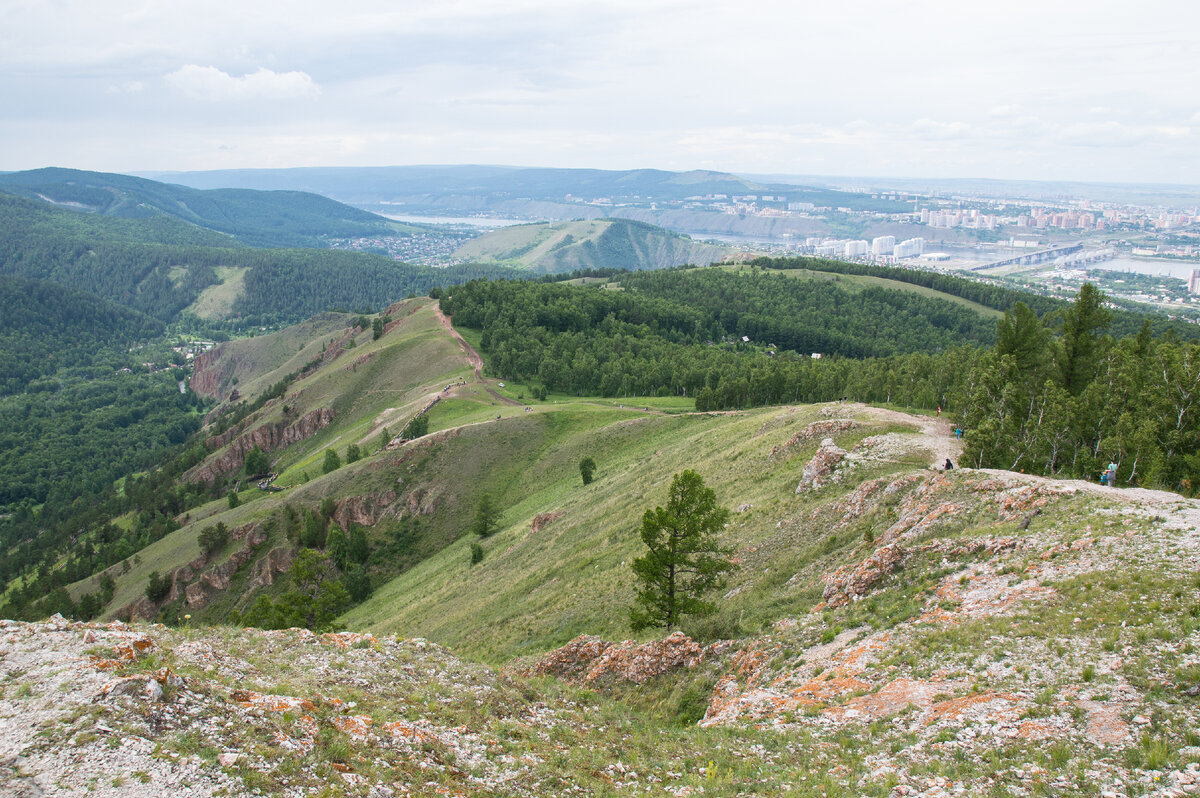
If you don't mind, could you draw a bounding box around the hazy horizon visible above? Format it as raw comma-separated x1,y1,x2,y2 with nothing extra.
3,1,1199,184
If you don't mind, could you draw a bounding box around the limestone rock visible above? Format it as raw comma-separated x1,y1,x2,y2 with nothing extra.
795,438,847,493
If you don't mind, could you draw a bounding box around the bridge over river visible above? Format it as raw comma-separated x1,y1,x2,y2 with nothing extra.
971,243,1083,271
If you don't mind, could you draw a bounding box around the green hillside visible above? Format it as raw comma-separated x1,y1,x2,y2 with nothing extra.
0,167,399,248
453,218,734,272
0,190,523,324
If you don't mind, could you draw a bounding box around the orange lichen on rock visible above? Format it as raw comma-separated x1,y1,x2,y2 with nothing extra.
321,631,377,649
1016,719,1058,740
86,634,157,672
332,715,374,738
384,720,441,746
791,673,871,703
928,691,1022,723
822,543,905,608
833,633,892,673
526,631,715,684
230,689,317,713
823,678,967,723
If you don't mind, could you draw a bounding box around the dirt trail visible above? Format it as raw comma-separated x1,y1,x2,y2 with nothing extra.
853,403,962,469
432,304,522,406
433,304,483,379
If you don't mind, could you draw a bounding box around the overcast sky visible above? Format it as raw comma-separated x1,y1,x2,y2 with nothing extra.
3,0,1199,183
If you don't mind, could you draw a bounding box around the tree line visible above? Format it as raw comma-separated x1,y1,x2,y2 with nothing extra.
447,271,1200,493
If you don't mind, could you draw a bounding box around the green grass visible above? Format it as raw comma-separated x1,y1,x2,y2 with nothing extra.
186,265,248,320
342,403,863,662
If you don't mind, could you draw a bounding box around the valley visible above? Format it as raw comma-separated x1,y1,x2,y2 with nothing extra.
4,168,1200,797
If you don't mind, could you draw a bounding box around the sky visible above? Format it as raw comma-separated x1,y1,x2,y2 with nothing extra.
3,0,1200,184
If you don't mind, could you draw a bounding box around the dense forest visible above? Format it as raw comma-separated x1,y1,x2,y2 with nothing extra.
447,270,1200,493
441,269,988,403
0,369,205,507
0,275,165,394
749,255,1200,341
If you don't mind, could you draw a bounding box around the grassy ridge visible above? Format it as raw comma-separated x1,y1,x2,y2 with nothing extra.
342,405,899,662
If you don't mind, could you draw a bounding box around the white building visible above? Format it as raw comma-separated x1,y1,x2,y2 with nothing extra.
871,235,896,256
894,237,925,258
1189,269,1200,295
844,240,869,258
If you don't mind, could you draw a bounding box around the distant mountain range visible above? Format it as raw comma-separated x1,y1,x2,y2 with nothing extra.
0,167,398,248
140,165,771,204
140,164,913,220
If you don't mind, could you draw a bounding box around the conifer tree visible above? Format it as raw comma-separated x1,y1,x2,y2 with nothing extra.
629,470,734,631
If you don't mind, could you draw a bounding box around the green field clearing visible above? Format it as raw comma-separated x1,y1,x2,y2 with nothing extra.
186,265,248,320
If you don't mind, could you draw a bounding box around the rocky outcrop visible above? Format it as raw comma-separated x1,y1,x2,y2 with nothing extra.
795,438,846,493
530,511,563,534
184,526,267,608
185,408,334,485
249,546,296,589
404,486,441,516
769,419,858,460
167,555,209,602
525,632,724,684
320,328,358,366
332,491,398,530
822,543,906,608
189,345,236,400
119,596,157,622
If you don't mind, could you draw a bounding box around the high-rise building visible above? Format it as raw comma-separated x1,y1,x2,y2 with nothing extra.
872,236,896,256
1189,269,1200,295
894,237,925,258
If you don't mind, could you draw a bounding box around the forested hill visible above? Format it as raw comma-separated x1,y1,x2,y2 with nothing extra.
0,167,396,248
0,192,523,325
0,275,164,395
448,269,1200,493
750,255,1200,341
451,218,733,272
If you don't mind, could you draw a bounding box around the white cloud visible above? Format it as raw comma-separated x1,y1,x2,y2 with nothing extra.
904,119,971,141
163,65,319,102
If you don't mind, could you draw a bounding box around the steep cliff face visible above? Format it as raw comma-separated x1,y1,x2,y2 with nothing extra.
188,345,238,400
185,407,334,485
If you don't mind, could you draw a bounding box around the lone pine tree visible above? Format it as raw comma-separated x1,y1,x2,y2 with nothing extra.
629,470,734,632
